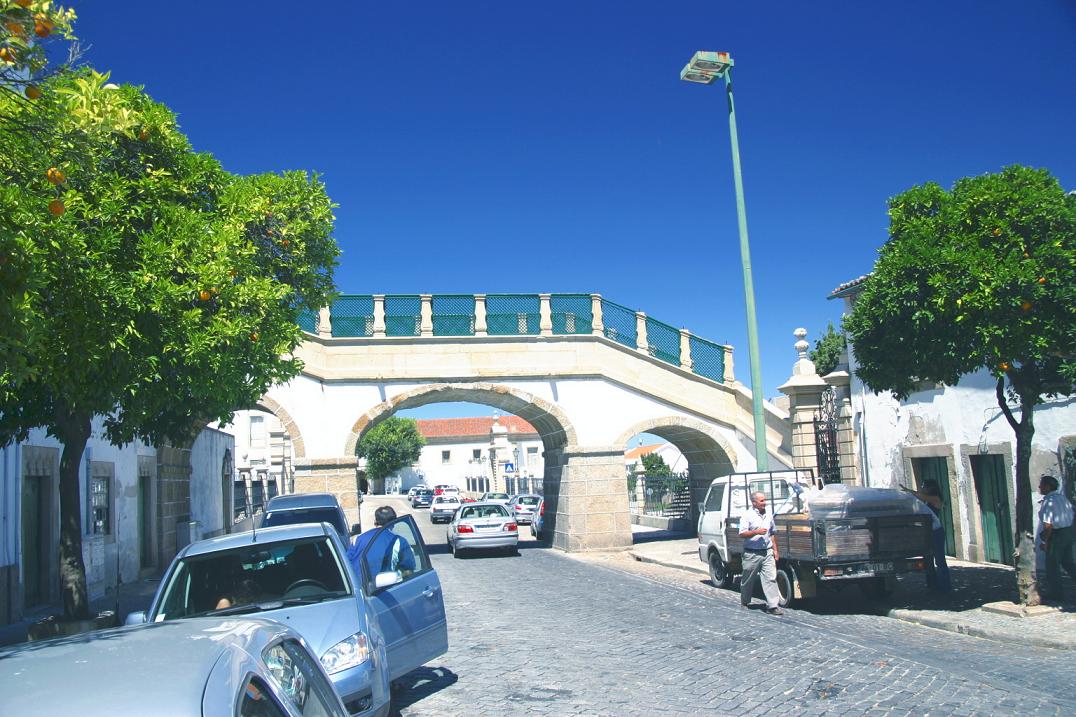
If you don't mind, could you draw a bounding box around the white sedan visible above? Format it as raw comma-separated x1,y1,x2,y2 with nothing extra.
429,495,462,524
446,502,518,557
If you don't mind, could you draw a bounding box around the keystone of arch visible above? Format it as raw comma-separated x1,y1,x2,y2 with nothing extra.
343,383,579,456
255,394,307,459
613,415,739,470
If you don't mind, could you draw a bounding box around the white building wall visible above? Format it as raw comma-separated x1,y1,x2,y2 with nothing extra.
189,427,235,541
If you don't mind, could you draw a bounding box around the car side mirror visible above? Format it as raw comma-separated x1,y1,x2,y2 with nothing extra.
374,571,401,589
350,523,362,536
124,611,147,625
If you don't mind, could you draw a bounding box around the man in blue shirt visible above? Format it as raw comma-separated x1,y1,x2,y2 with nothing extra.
739,491,783,615
346,506,416,584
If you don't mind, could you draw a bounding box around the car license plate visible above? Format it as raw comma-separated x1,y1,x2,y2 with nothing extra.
477,524,497,531
869,562,893,573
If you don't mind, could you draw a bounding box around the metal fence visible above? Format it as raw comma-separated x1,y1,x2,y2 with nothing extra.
627,473,692,518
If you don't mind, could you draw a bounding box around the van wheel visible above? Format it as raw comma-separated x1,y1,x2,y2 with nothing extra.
708,551,733,589
775,564,796,608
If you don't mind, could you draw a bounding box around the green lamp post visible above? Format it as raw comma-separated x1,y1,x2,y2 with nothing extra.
681,50,768,471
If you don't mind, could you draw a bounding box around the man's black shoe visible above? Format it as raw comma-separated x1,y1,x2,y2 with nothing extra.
767,607,784,616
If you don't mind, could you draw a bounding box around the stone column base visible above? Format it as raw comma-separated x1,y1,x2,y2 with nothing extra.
293,457,363,529
551,446,632,552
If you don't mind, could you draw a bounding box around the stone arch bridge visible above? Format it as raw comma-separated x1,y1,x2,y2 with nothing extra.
262,293,792,551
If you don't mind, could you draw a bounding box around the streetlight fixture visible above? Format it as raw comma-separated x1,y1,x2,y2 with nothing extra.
681,50,768,471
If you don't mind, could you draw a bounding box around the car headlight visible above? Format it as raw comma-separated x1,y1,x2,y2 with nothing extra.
320,632,370,674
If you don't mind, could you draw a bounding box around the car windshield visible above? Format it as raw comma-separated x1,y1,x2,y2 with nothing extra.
460,505,509,519
154,537,349,620
434,497,458,504
262,507,345,536
485,493,508,500
516,496,540,506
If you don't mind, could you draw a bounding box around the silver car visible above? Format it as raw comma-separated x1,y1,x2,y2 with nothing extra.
0,617,349,716
446,501,519,557
430,495,461,523
129,520,447,717
478,492,511,504
508,494,542,524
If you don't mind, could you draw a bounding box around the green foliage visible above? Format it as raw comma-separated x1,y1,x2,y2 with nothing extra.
844,165,1075,401
0,70,340,440
641,452,673,478
809,322,846,376
356,417,426,482
0,1,77,87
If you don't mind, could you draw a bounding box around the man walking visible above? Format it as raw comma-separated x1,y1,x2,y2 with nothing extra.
346,506,416,582
739,490,783,615
1038,475,1076,602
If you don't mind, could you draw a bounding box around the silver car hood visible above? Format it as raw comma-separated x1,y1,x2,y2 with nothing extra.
256,597,364,657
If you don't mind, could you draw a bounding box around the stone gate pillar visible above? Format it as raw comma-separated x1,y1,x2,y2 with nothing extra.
293,457,363,529
777,328,828,478
551,446,632,552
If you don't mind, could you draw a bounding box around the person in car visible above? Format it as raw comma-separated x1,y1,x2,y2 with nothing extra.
346,506,416,581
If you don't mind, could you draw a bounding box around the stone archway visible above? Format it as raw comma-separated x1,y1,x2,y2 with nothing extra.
616,416,739,529
255,394,307,459
342,382,579,457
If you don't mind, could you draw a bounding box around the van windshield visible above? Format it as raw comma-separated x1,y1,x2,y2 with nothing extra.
262,508,347,537
154,537,350,621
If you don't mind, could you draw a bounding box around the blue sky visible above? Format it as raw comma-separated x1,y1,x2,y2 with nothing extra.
75,1,1075,411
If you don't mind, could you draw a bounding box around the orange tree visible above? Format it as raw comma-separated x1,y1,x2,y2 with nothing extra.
0,0,77,104
0,71,339,619
844,165,1076,605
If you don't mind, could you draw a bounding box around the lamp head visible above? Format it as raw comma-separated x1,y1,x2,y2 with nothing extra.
680,51,734,84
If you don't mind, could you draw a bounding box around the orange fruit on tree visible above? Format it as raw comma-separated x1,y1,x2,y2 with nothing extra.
1021,301,1032,312
249,332,259,342
281,239,290,247
198,290,212,302
139,127,149,140
48,198,65,216
24,84,41,100
0,47,18,64
46,167,64,185
998,362,1010,372
33,16,52,38
1038,277,1047,285
5,21,26,37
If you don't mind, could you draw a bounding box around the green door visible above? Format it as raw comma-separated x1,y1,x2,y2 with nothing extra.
971,454,1014,565
911,457,956,556
21,475,49,607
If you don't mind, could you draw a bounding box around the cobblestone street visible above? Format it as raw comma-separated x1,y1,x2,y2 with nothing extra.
374,498,1076,716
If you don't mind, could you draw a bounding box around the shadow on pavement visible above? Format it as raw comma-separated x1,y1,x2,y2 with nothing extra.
389,665,459,716
632,530,693,545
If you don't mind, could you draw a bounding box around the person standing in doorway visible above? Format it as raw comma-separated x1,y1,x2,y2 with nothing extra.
739,491,783,615
902,480,952,593
1038,475,1076,602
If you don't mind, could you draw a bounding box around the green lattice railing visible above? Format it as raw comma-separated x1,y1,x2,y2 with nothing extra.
433,294,476,336
551,294,592,335
689,335,725,383
304,293,729,385
486,294,540,336
645,316,681,365
600,299,637,349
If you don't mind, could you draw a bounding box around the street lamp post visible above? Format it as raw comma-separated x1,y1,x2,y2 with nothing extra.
681,50,768,471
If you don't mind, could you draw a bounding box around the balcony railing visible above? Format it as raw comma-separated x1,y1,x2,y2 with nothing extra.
299,293,731,385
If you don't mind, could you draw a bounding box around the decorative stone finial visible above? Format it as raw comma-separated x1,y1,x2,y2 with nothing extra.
794,327,809,359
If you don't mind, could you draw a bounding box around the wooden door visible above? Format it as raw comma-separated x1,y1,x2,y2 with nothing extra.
971,454,1014,565
912,457,956,556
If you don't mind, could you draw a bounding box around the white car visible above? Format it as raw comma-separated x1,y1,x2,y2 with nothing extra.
479,492,510,504
446,502,518,557
430,495,462,524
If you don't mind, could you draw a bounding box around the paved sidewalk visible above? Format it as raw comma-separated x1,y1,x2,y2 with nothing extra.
0,575,162,648
629,535,1076,651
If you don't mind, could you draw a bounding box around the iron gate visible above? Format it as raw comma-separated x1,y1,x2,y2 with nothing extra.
814,386,842,485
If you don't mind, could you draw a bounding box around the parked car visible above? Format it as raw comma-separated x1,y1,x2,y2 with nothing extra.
446,501,518,557
430,495,462,523
261,492,359,543
127,519,447,716
411,488,433,508
0,617,350,716
479,492,510,504
508,494,542,524
531,498,546,540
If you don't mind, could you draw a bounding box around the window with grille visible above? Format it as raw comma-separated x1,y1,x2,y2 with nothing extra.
442,450,451,464
472,449,482,461
91,472,111,535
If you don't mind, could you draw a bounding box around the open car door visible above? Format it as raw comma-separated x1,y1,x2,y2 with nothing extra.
359,515,448,680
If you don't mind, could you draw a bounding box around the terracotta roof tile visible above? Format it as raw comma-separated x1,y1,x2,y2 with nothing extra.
415,416,538,439
624,444,662,460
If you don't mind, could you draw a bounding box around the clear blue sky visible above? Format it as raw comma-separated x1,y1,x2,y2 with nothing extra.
75,1,1075,402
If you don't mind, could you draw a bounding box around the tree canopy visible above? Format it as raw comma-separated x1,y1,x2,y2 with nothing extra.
0,70,340,617
357,417,426,482
809,322,846,376
844,165,1075,604
641,451,673,477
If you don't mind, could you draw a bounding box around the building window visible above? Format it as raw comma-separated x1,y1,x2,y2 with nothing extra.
472,449,482,461
249,415,266,448
442,450,451,464
91,473,111,535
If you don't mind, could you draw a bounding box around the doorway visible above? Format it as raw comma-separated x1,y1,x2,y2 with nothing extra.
21,475,50,608
139,472,154,570
970,454,1014,565
911,456,956,556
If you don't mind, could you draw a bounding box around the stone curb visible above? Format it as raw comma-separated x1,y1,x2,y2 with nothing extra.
886,609,1076,652
629,551,709,576
630,549,1076,651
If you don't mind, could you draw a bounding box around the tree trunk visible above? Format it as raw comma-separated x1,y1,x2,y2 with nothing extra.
997,376,1041,606
57,411,92,620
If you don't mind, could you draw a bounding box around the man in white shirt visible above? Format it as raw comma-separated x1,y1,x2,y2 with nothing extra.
1038,475,1076,602
738,491,783,615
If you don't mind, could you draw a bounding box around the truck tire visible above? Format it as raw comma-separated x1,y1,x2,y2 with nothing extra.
708,551,734,589
860,576,894,600
775,563,796,608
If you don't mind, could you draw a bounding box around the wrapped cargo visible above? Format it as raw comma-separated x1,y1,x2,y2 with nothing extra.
804,483,933,519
